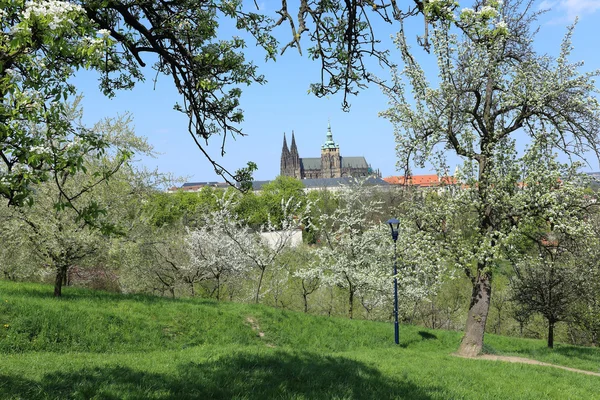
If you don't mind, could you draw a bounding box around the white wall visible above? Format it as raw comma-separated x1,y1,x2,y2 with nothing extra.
259,230,303,249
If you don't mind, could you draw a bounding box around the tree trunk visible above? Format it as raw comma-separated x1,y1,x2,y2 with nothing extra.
457,269,492,357
54,265,67,297
495,307,502,334
348,290,354,319
519,322,524,337
255,267,266,304
302,280,309,313
548,321,555,348
303,292,308,313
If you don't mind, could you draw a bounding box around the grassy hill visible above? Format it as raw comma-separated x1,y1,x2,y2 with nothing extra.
1,281,599,399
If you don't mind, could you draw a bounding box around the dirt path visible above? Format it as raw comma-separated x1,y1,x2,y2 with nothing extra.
454,354,600,377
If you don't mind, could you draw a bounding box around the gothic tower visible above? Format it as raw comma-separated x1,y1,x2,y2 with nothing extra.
320,122,341,178
280,132,290,176
289,131,302,179
281,132,302,178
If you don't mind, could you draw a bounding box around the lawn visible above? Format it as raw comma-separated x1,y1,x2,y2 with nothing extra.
1,281,599,399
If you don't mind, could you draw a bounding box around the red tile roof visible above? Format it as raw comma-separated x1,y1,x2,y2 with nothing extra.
383,175,457,187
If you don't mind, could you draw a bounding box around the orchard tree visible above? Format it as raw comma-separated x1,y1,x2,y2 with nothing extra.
7,112,153,296
511,249,583,348
285,248,320,313
186,192,309,303
184,204,245,300
572,258,600,347
304,179,445,319
506,143,596,348
304,180,387,319
381,0,600,356
115,223,191,297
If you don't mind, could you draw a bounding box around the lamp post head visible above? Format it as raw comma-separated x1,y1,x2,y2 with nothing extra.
387,218,400,242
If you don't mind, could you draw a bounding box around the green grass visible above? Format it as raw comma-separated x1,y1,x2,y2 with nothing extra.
484,333,600,372
1,281,599,399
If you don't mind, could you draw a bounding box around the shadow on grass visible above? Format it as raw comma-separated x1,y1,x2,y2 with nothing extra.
418,331,437,340
510,344,600,366
398,330,441,349
552,345,600,362
0,351,439,399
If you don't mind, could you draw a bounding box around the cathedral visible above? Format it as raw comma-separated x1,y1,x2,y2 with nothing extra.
280,123,378,179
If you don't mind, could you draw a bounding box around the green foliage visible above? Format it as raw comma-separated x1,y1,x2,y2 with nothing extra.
144,188,224,228
235,161,258,193
305,189,340,244
234,190,267,228
2,111,154,290
260,176,305,199
226,176,306,229
146,176,306,230
257,176,306,228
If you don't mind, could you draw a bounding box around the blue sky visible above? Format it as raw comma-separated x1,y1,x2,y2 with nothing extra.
72,0,600,184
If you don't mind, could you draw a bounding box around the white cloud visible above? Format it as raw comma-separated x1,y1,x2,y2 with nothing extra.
547,0,600,22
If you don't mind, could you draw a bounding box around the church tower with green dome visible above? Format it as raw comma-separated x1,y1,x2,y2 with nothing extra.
320,122,341,178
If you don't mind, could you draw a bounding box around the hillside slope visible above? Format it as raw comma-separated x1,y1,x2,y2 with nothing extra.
1,281,599,399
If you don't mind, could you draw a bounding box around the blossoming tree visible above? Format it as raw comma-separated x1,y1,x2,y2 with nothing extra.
1,0,118,207
185,192,309,303
381,0,600,356
301,179,445,319
4,110,153,296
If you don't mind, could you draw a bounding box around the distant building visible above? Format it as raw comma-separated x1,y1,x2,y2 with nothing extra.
383,175,457,188
166,181,231,193
280,123,379,179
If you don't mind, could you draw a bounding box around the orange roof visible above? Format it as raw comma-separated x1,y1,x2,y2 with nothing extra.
383,175,457,187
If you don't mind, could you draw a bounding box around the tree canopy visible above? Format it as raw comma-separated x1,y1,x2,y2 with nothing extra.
381,0,600,356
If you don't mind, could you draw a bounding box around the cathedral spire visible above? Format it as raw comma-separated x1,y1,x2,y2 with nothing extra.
282,132,290,155
290,130,299,157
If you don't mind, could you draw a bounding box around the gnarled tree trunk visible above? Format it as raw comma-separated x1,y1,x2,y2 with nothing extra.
457,268,492,357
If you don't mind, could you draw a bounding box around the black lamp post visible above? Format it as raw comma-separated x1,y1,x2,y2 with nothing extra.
387,218,400,345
